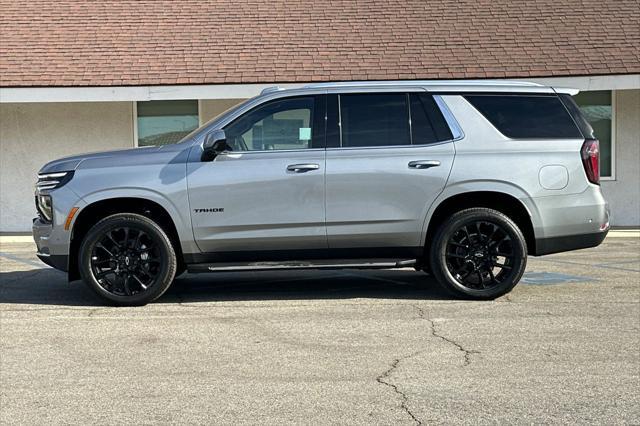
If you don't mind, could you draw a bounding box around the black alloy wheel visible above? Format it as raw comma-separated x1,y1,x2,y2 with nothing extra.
90,226,161,296
430,208,527,299
445,220,515,290
79,213,177,306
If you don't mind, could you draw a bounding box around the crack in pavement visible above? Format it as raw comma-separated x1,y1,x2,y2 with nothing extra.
376,351,423,425
374,305,481,424
87,307,104,317
414,305,479,366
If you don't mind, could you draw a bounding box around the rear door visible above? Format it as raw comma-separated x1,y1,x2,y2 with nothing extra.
324,92,456,255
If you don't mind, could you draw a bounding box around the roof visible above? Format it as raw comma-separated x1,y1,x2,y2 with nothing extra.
1,0,639,88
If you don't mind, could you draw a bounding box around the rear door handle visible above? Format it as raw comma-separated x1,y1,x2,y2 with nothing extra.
287,163,320,173
408,160,441,169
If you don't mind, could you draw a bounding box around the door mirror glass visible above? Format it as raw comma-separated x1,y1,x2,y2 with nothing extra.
202,129,230,161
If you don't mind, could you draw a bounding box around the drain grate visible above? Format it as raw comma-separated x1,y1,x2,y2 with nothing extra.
521,272,596,285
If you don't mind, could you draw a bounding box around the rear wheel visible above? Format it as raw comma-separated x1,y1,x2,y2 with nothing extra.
79,213,177,306
429,208,527,299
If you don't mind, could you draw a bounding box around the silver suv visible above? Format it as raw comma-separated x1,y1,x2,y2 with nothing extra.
33,80,609,305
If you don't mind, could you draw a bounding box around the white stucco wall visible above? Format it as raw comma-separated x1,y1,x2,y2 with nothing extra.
0,102,134,231
601,89,640,227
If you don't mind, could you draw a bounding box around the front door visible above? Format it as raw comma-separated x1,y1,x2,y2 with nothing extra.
325,92,456,254
187,95,327,256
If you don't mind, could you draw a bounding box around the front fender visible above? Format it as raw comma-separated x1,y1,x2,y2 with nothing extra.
77,187,197,254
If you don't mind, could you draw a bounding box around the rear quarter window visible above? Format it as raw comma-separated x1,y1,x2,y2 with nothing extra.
465,94,582,139
558,94,595,139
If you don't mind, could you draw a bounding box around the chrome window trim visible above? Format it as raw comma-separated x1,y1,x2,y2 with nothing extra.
325,140,455,152
216,148,325,156
433,95,465,141
406,93,413,145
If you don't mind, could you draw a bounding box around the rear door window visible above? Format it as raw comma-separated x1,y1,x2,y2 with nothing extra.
410,93,453,144
465,94,582,139
339,93,411,147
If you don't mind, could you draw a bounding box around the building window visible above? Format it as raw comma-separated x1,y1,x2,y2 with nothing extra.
136,100,199,146
573,91,614,179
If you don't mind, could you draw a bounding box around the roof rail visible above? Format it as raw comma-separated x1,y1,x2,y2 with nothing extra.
303,80,545,89
260,86,282,95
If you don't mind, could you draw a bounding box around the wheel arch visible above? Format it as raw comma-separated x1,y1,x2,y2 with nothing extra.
68,197,186,281
423,189,537,260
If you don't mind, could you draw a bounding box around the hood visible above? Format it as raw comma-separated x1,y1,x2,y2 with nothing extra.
39,146,163,174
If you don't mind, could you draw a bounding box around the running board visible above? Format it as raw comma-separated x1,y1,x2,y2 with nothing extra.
187,258,417,273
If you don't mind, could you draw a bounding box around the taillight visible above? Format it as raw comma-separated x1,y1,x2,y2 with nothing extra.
581,139,600,185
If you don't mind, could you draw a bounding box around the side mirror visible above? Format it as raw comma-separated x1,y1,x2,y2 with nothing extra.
202,129,230,161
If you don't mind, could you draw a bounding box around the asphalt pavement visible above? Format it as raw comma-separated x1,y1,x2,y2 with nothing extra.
1,237,638,424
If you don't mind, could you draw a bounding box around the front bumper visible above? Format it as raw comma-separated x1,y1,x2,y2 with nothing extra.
31,183,84,272
36,252,69,271
33,217,69,271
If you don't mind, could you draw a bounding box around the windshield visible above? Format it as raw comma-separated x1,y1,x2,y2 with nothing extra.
176,98,254,145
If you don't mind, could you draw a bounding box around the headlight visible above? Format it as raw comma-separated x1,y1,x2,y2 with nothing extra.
36,171,74,191
36,194,53,222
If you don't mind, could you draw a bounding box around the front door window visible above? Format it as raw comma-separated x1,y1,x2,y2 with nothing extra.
224,97,319,151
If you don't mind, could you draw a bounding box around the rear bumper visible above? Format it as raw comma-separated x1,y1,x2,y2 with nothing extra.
534,229,608,256
525,184,610,256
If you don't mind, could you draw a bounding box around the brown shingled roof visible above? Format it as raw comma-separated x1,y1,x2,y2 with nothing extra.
1,0,639,87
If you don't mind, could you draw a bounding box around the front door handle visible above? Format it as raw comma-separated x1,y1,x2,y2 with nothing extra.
408,160,441,169
287,163,320,173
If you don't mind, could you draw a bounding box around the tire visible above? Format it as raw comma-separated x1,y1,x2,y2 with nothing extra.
429,208,527,300
79,213,177,306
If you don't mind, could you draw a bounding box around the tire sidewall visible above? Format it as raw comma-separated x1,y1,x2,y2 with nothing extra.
79,213,177,306
430,209,527,299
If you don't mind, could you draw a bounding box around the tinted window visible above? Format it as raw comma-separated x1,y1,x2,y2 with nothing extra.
340,94,410,147
224,97,319,151
465,95,582,139
559,94,595,139
410,94,453,144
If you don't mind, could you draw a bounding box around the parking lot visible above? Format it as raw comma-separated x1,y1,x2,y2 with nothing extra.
1,236,638,424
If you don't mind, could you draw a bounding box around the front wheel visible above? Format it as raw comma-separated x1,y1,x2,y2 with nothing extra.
429,208,527,299
79,213,177,306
